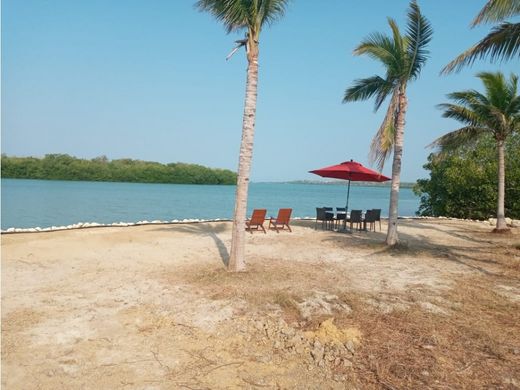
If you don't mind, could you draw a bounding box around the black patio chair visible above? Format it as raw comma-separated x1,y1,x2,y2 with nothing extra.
363,209,377,232
371,209,382,231
335,207,347,229
316,207,334,230
348,210,363,231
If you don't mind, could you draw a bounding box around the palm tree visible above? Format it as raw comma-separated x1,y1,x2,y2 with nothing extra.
343,1,433,246
431,71,520,231
196,0,289,271
442,0,520,74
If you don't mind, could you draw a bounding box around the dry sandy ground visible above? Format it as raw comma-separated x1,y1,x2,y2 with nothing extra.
2,219,520,389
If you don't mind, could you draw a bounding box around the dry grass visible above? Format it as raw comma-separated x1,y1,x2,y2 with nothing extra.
173,226,520,389
341,279,520,389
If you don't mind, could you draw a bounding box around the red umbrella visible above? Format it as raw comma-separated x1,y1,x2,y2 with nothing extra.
309,159,390,211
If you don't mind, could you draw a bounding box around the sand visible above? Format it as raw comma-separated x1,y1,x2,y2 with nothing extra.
2,219,520,389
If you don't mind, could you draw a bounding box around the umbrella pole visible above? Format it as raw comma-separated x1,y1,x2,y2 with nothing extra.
345,179,351,212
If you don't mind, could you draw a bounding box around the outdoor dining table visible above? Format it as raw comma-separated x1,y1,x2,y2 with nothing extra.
324,210,371,232
325,210,349,230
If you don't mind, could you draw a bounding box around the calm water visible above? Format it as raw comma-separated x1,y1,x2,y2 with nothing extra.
1,179,419,229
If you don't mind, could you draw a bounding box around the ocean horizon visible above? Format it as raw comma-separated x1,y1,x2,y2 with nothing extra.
1,178,420,229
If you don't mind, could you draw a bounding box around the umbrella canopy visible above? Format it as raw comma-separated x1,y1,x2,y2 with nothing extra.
309,160,390,182
309,159,390,212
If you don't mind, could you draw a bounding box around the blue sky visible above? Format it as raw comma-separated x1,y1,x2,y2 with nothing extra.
2,0,519,182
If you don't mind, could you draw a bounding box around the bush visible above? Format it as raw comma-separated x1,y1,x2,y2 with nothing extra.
414,133,520,219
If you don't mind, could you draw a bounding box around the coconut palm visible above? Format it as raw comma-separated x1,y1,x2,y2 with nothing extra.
343,1,432,246
431,71,520,231
442,0,520,74
196,0,289,271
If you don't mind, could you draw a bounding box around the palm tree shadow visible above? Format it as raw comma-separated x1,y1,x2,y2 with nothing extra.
321,223,501,276
152,223,230,267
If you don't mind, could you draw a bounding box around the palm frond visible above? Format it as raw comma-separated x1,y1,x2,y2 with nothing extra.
405,0,433,80
258,0,289,27
374,78,397,111
343,76,392,107
442,22,520,74
428,126,488,157
506,73,519,104
472,0,520,26
353,32,402,70
434,70,520,150
388,18,404,55
446,90,489,107
437,103,484,125
508,94,520,117
195,0,288,33
477,71,509,107
195,0,248,32
369,90,399,170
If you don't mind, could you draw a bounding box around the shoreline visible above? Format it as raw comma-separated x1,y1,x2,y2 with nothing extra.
1,215,513,234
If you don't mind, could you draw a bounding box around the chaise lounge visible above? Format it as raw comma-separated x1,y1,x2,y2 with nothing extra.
246,209,267,234
269,208,292,233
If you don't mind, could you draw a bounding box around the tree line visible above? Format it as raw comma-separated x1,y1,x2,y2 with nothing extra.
0,154,237,185
414,133,520,220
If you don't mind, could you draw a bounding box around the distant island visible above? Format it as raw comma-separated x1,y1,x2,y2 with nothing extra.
284,179,415,188
1,154,237,185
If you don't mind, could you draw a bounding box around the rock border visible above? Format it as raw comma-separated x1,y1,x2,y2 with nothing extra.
0,217,314,234
2,215,518,234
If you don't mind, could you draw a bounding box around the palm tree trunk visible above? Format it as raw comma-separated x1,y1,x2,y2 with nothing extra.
495,139,508,231
386,88,407,246
228,52,259,272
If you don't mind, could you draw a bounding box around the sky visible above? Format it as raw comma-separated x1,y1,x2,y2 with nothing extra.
2,0,519,182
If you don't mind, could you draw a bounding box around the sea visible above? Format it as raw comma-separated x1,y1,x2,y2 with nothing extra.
1,179,420,229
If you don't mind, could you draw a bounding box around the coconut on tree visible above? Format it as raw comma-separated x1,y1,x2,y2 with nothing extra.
442,0,520,73
343,0,433,246
196,0,289,271
431,71,520,231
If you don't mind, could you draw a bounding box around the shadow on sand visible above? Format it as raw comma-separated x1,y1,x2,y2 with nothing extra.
315,219,504,276
152,223,230,267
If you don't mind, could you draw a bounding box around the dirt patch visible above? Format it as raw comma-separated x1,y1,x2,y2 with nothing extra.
2,219,520,389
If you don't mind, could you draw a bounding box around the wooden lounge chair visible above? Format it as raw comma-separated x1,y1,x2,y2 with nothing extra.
246,209,267,234
269,208,292,233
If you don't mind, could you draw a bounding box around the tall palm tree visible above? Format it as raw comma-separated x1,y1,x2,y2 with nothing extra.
442,0,520,74
343,1,432,246
196,0,289,272
431,71,520,231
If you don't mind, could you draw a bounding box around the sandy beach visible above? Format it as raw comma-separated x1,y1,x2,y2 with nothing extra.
2,219,519,389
